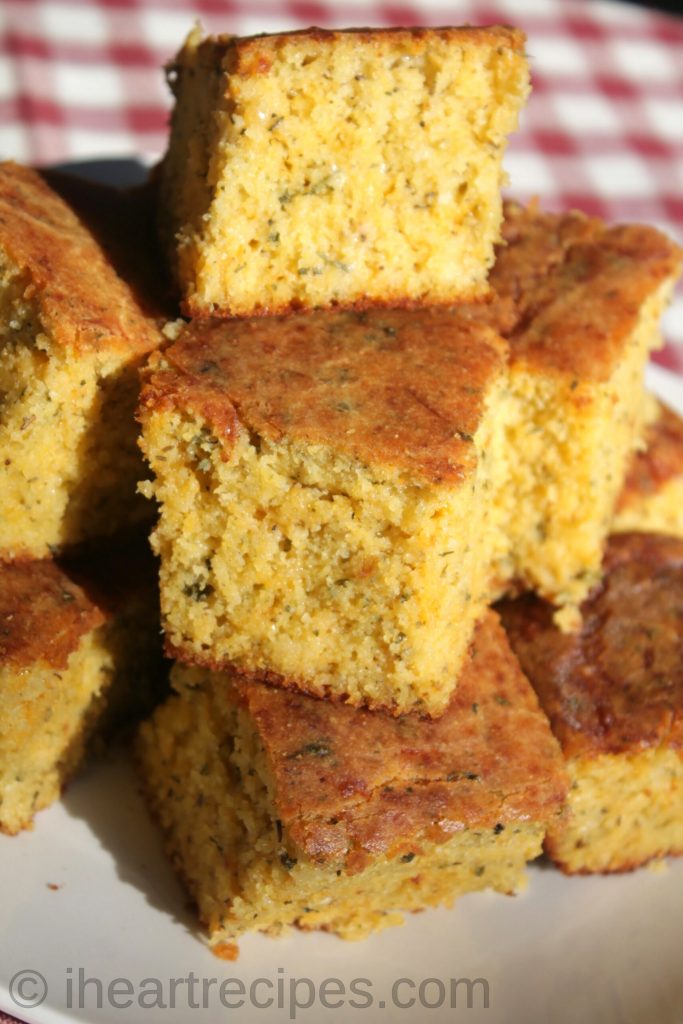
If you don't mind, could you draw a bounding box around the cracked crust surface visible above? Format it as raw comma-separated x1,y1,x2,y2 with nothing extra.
139,309,507,485
196,612,568,869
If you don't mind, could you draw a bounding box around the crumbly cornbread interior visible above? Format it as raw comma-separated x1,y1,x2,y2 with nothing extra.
137,668,545,946
470,203,683,611
161,25,529,315
0,258,150,559
503,283,669,607
140,343,512,717
0,557,163,835
546,749,683,874
0,633,114,835
0,611,149,835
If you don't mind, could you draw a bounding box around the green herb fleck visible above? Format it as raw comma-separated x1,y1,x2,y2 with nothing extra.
286,741,332,760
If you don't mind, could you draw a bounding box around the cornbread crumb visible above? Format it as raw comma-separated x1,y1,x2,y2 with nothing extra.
0,545,164,834
613,398,683,538
487,201,682,608
499,533,683,874
136,614,567,949
161,24,529,317
0,162,164,559
139,309,512,716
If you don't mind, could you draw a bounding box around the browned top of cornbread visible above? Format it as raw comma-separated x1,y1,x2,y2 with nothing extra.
617,401,683,509
227,612,567,871
140,310,507,485
176,25,526,79
0,559,105,671
498,532,683,759
470,201,682,380
0,161,163,354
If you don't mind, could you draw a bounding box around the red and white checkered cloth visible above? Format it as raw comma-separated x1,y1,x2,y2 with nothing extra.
0,0,682,373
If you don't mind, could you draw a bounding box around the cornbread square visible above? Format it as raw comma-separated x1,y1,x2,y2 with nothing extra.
0,161,164,560
499,533,683,874
160,24,529,317
0,543,164,834
614,398,683,538
138,309,511,716
137,613,567,950
485,201,682,609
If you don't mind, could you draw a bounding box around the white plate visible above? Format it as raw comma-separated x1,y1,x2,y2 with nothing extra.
0,162,681,1023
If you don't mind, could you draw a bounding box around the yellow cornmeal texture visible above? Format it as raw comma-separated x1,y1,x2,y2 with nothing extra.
545,750,683,875
1,632,113,835
612,398,683,539
504,320,658,612
139,313,512,716
0,602,158,835
0,162,162,559
161,25,529,317
137,674,545,948
0,312,146,559
486,207,682,611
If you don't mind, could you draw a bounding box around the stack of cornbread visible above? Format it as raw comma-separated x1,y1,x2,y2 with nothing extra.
133,24,683,956
0,163,167,833
2,21,682,958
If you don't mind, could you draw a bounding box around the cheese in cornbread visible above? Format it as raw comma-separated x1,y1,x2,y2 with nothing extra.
613,398,683,538
0,162,164,560
0,543,164,835
485,201,682,610
138,309,513,717
160,24,529,317
499,533,683,874
136,613,567,950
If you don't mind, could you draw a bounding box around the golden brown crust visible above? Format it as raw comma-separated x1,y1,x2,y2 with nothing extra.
0,161,163,354
0,533,159,671
139,309,507,484
0,559,105,670
509,223,681,380
190,25,527,76
498,533,683,758
461,201,682,380
210,612,568,871
491,203,682,381
617,401,683,510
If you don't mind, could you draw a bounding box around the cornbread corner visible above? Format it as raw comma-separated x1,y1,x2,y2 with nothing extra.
487,200,683,609
0,541,164,835
498,532,683,874
136,612,567,950
138,309,512,717
0,161,165,560
160,24,530,317
613,397,683,538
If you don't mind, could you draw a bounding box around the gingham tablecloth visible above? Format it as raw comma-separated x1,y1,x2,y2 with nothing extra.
0,0,682,371
0,4,682,1022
